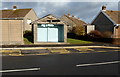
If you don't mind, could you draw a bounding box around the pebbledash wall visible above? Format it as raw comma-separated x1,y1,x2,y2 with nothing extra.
23,9,38,31
0,8,38,45
0,19,24,45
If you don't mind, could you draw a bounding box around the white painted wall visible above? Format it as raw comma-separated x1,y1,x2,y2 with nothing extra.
87,25,95,34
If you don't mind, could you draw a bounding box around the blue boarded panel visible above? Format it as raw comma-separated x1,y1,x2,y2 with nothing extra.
58,25,64,42
54,24,64,42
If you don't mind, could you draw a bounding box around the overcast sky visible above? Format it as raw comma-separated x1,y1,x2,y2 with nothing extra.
1,1,119,23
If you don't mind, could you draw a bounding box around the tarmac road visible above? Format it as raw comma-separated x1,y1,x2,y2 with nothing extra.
1,50,120,76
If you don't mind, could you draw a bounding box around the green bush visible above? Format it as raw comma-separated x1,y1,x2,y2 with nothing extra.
23,30,33,44
24,38,32,44
102,31,113,38
23,30,32,35
88,30,113,38
88,30,103,38
67,38,93,44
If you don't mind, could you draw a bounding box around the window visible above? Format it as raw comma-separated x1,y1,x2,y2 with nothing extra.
27,19,32,24
52,20,60,22
47,20,60,22
47,20,51,22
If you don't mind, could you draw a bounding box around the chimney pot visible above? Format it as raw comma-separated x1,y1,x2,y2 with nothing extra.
68,13,70,16
102,5,106,11
13,5,17,10
72,15,74,17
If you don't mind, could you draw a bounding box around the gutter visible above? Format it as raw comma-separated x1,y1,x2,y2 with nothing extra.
116,24,120,26
0,18,23,20
114,24,120,28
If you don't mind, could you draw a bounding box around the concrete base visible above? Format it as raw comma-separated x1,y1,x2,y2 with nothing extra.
34,42,69,45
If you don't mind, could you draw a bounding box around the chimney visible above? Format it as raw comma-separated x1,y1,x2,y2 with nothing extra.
72,15,74,17
13,5,17,10
102,5,106,11
68,13,70,17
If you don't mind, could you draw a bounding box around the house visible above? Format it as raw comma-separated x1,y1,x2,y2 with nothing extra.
91,6,120,44
31,14,67,44
0,6,38,45
84,24,95,34
60,14,86,34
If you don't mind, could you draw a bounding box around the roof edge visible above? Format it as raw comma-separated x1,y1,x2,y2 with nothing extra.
0,8,32,11
101,10,116,25
0,18,23,20
91,11,101,24
91,10,117,25
64,14,86,25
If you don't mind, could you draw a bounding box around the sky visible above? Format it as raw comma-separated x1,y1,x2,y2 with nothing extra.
1,1,119,23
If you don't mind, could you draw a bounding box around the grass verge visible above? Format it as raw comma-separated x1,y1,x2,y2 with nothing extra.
67,38,93,44
24,38,33,45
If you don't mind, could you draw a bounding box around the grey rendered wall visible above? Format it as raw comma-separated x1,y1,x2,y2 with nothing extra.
92,12,115,33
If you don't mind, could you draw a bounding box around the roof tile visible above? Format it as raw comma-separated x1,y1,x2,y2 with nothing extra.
64,14,86,26
104,10,120,24
0,8,32,18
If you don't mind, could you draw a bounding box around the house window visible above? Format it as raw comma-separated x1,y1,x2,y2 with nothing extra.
47,20,52,22
52,20,60,22
47,20,60,22
27,19,32,24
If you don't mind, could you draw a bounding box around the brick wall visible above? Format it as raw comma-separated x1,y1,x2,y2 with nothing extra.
114,26,120,38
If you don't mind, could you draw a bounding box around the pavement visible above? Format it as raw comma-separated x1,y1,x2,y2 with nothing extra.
0,45,120,56
1,43,120,48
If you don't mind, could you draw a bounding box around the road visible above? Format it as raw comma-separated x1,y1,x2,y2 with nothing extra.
1,50,120,76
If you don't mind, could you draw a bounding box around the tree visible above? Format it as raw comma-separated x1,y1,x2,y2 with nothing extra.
72,25,85,36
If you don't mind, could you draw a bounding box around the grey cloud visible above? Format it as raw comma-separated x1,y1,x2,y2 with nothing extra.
1,2,118,23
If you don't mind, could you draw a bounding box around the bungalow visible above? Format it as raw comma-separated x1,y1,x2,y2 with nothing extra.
91,6,120,44
31,14,67,44
0,6,38,45
60,14,86,33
